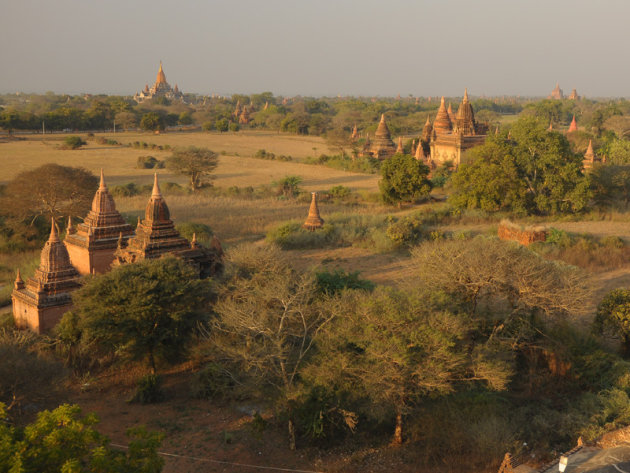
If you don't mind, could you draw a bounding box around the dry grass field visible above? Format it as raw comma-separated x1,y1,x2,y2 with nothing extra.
0,131,379,191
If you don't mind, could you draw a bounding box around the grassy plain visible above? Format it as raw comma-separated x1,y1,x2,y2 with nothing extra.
0,131,378,191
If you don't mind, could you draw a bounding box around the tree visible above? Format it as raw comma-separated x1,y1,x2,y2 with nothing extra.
1,164,98,227
379,153,432,207
115,111,137,130
0,403,164,473
589,164,630,211
307,288,511,444
325,128,356,157
209,244,334,450
450,117,591,215
214,118,229,132
273,175,302,198
58,257,212,375
166,146,218,192
140,112,164,131
594,289,630,356
62,135,86,150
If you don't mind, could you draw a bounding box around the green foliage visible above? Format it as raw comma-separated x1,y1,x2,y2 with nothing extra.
58,257,213,373
314,269,374,295
62,135,86,150
273,175,302,198
129,374,164,404
304,153,380,174
328,185,351,199
379,153,432,205
0,403,164,473
595,289,630,356
214,118,229,132
201,121,213,131
110,182,151,197
190,362,235,399
228,122,240,132
136,156,164,169
175,222,214,245
140,112,164,131
589,164,630,211
450,117,591,215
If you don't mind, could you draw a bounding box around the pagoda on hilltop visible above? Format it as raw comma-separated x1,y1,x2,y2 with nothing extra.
65,170,134,275
12,220,81,333
134,61,184,103
367,114,397,159
429,89,487,167
113,174,223,278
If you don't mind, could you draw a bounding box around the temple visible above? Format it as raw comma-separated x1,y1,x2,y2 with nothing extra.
568,88,580,100
134,62,184,103
583,139,599,170
428,90,487,168
303,193,324,231
549,83,564,100
12,220,81,333
568,115,578,133
364,114,397,159
65,170,134,275
239,105,251,125
113,174,223,278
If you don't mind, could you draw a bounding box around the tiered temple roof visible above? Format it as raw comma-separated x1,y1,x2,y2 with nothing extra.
453,89,476,135
12,220,81,333
65,171,134,274
134,62,183,103
369,114,397,159
113,174,223,278
433,97,452,135
303,192,324,231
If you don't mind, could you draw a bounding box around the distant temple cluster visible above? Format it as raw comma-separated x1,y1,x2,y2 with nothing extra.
134,62,183,103
357,89,487,168
548,83,580,100
12,172,223,333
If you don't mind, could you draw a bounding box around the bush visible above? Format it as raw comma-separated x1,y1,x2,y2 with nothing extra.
329,185,351,199
202,121,214,131
129,374,164,404
315,269,375,295
228,122,240,132
175,222,214,244
136,156,164,169
190,363,235,399
273,175,302,198
61,136,86,150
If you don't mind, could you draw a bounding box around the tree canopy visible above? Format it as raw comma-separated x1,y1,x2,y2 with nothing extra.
166,146,218,192
58,257,213,374
450,117,590,215
379,153,432,206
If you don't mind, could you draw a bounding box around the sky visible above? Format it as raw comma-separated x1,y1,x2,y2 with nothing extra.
1,0,628,98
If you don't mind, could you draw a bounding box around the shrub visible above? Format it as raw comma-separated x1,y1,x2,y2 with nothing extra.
136,156,164,169
315,269,375,295
175,222,214,245
202,121,214,131
273,175,302,198
129,374,164,404
61,136,86,150
190,363,235,399
329,185,351,199
228,122,240,132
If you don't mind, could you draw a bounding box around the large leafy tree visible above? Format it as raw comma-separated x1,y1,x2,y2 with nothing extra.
58,257,212,374
166,146,218,192
1,164,98,227
379,153,432,207
0,403,164,473
450,117,591,215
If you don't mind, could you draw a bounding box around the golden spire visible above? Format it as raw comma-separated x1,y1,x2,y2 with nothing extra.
14,268,24,290
463,88,469,103
99,168,106,190
191,232,200,249
49,218,59,243
155,61,167,85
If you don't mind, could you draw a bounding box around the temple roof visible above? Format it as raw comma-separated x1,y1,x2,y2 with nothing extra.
568,115,578,133
34,219,79,286
145,173,170,224
453,88,476,135
433,97,452,135
155,61,167,85
584,139,595,160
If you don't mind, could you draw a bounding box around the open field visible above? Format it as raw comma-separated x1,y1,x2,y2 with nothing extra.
0,131,382,191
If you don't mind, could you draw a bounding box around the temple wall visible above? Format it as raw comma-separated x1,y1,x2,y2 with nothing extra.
91,248,116,274
39,304,73,333
65,243,91,275
12,296,40,332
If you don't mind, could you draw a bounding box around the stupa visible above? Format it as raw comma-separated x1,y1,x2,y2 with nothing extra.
452,89,476,135
113,174,223,278
568,115,578,133
421,116,433,142
368,114,397,159
65,170,134,275
549,83,564,100
433,97,452,135
303,192,324,231
583,139,597,170
239,106,251,124
568,88,580,100
396,136,404,154
12,220,81,333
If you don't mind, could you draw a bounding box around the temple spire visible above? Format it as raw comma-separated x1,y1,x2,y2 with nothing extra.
99,169,106,190
49,218,59,243
152,173,161,197
568,115,578,133
396,136,403,154
463,88,469,103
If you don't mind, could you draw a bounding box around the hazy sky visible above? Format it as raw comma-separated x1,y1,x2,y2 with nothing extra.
1,0,628,97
